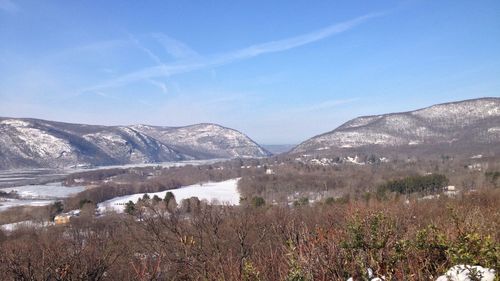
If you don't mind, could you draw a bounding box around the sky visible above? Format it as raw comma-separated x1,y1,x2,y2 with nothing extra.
1,0,499,144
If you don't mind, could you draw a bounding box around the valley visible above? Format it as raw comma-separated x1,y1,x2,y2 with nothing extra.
0,98,498,280
2,2,499,279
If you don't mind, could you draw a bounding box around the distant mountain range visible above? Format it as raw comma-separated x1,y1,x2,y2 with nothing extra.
291,97,500,157
0,118,270,170
2,97,498,170
261,144,296,155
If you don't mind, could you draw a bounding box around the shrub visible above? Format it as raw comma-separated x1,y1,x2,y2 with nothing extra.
293,197,309,207
78,198,93,209
251,196,265,207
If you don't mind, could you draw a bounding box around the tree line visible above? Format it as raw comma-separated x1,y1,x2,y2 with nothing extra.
0,188,498,280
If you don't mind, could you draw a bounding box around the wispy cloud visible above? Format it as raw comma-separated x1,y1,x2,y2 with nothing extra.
80,12,386,94
148,79,168,94
0,0,18,13
129,34,164,66
221,12,385,61
152,33,199,60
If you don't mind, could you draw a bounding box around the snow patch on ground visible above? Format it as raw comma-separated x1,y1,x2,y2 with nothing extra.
0,220,54,232
345,156,365,165
436,265,495,281
316,147,330,151
346,268,385,281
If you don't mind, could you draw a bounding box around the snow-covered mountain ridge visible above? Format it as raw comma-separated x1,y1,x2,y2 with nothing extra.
130,123,269,159
292,97,500,154
0,118,270,170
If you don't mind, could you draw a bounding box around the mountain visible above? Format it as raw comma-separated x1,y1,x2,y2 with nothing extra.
130,123,271,159
291,98,500,157
0,118,270,170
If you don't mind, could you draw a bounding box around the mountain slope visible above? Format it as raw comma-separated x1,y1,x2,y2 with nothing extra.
130,123,271,159
0,118,269,170
291,98,500,155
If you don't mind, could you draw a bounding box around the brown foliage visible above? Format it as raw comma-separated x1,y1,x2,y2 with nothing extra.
1,189,498,280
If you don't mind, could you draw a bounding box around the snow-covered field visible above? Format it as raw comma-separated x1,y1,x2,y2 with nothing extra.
0,182,85,199
98,178,241,213
0,160,228,212
0,198,55,212
0,182,85,211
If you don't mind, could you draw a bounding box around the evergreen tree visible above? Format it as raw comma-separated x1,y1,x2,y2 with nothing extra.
125,200,136,215
152,195,161,204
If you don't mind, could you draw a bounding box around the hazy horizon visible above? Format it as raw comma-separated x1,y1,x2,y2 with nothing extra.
1,0,499,143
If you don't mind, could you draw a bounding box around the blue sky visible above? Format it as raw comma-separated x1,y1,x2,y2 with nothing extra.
1,0,499,144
